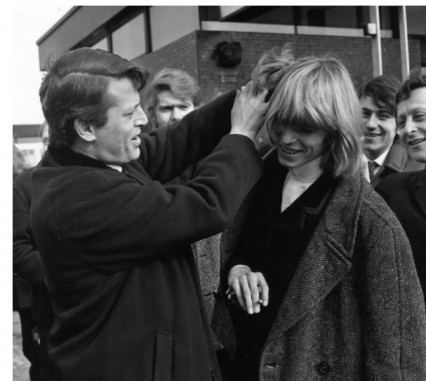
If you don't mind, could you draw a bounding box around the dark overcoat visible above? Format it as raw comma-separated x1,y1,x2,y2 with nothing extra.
370,137,425,187
30,91,264,381
213,161,426,380
376,169,426,300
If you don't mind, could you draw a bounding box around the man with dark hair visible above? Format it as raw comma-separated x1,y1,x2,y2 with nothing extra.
376,70,426,301
143,68,201,129
359,75,424,187
30,47,268,380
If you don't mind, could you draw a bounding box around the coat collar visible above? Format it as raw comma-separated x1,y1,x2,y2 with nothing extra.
383,140,409,173
44,145,111,170
267,174,367,335
43,145,149,184
415,169,426,217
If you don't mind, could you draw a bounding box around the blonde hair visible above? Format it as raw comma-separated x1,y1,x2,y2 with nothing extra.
265,54,363,178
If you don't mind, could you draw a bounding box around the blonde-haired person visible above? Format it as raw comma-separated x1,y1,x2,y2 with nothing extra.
213,52,426,380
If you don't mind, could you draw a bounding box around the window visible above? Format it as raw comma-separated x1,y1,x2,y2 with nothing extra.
221,6,294,25
112,12,147,60
298,6,359,28
92,37,108,51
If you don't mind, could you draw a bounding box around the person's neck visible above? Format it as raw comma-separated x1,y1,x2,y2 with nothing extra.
364,146,392,166
70,141,121,170
364,147,385,162
71,140,95,159
288,156,323,183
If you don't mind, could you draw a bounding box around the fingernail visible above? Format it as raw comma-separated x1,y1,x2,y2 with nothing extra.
255,305,260,313
263,301,268,306
248,307,253,315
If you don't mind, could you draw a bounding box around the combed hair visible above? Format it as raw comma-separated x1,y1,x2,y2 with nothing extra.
265,54,364,178
39,48,148,148
396,68,426,104
143,68,201,114
358,75,401,116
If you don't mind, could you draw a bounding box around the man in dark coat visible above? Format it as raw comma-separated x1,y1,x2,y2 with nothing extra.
30,47,268,381
14,167,55,381
14,121,54,381
376,71,426,301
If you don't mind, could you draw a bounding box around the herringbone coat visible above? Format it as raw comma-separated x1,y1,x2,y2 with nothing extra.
212,167,426,380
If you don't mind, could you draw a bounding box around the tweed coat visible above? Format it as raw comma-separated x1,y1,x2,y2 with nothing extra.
370,137,425,188
212,155,426,381
376,169,426,302
29,91,264,381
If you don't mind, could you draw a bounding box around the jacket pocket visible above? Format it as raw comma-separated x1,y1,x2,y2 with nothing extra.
153,329,173,381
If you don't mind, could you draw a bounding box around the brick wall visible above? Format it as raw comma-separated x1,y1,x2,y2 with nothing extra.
133,31,199,87
135,30,421,104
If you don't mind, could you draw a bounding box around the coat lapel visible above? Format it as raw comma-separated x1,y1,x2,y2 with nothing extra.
267,175,365,335
415,170,426,217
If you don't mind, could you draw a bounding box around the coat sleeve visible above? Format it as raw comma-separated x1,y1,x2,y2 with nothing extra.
33,134,263,272
13,170,45,286
361,221,426,379
138,90,236,183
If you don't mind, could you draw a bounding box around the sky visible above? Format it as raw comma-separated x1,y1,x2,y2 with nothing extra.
12,4,72,125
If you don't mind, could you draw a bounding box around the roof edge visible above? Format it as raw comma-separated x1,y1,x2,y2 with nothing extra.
36,6,80,46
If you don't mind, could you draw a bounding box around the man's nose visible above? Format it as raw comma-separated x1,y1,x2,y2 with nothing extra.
364,114,378,129
279,128,296,144
135,106,149,126
404,118,418,135
171,108,184,121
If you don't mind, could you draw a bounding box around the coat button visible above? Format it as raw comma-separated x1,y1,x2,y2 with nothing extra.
316,361,331,375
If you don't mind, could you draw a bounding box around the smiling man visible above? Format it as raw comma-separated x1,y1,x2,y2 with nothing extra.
376,71,426,302
359,75,424,187
144,68,201,129
29,48,268,381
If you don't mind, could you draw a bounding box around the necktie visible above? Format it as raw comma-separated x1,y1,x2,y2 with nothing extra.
368,161,379,180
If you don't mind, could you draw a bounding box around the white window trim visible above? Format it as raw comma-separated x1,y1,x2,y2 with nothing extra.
201,21,393,38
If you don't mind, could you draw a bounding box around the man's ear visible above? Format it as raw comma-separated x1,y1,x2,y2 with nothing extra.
74,119,96,142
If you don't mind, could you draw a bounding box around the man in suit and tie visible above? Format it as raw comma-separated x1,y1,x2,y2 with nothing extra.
359,75,424,187
376,71,426,301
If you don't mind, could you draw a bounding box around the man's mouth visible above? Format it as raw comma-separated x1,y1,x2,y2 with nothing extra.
280,146,301,155
408,137,426,146
365,132,382,138
131,136,141,145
